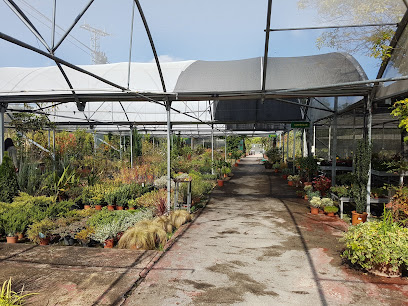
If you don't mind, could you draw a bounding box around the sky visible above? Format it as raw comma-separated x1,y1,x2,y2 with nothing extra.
0,0,400,80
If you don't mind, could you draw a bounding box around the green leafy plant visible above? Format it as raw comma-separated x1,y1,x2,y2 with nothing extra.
342,208,408,273
296,156,318,182
309,196,322,208
0,278,37,305
324,206,339,213
330,185,350,198
351,140,372,214
0,154,19,203
26,218,56,244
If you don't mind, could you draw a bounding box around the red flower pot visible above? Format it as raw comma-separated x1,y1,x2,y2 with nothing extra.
217,179,224,187
39,237,50,246
107,205,115,211
310,207,319,215
104,238,114,248
95,205,102,210
84,205,91,210
6,236,18,244
117,206,124,210
288,181,293,186
351,211,368,225
129,207,135,210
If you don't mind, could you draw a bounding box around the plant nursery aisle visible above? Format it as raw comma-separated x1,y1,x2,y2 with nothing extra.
124,155,408,306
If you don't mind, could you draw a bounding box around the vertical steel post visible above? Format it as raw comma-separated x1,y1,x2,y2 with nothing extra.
0,104,5,164
332,97,338,186
211,125,214,175
328,125,331,160
130,126,133,168
286,131,289,162
119,132,122,160
166,102,172,213
51,0,56,49
292,129,296,172
367,95,372,216
224,132,227,162
313,124,316,156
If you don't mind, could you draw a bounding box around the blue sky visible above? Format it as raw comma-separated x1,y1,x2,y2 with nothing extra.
0,0,388,79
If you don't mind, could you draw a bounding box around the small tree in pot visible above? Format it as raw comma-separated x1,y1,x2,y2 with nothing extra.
351,139,371,224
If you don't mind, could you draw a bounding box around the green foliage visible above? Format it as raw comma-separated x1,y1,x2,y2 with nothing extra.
351,140,372,213
0,154,19,203
132,129,143,158
0,278,37,305
17,162,43,196
11,112,54,133
265,148,281,164
296,156,318,181
391,99,408,142
342,208,408,272
330,185,350,198
324,206,339,213
26,218,56,244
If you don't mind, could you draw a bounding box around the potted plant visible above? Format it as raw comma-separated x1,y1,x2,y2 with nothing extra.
296,156,318,183
303,185,313,200
213,159,228,187
312,175,331,197
287,175,294,186
351,140,371,225
105,188,116,211
330,185,350,199
273,163,280,173
309,196,321,215
27,218,56,245
91,222,121,248
341,208,408,277
282,168,293,180
128,199,137,210
324,206,339,217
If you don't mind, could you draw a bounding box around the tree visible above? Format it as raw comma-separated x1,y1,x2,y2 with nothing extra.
297,0,405,59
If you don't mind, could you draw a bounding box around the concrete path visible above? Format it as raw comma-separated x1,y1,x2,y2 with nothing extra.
124,155,408,306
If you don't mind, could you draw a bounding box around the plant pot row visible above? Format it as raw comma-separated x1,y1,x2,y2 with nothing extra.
84,205,135,211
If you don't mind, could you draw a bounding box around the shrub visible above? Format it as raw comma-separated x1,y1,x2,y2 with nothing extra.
27,218,56,244
386,186,408,226
0,154,19,203
118,220,167,250
320,198,334,207
309,196,322,208
342,209,408,272
324,206,339,213
168,210,192,229
134,189,167,209
330,185,350,198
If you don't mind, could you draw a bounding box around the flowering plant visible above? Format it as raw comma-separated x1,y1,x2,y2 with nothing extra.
312,175,331,194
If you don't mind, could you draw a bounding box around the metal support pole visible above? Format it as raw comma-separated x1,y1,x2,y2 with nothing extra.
119,132,122,160
51,0,56,49
313,124,316,156
0,104,5,164
127,0,136,89
224,132,227,162
367,95,372,216
292,129,296,172
166,101,172,213
286,131,289,162
331,97,338,186
328,125,332,161
130,126,133,168
211,125,214,175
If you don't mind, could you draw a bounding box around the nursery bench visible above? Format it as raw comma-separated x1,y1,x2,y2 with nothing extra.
334,196,389,219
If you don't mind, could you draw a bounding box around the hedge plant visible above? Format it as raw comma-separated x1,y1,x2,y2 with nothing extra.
0,154,19,203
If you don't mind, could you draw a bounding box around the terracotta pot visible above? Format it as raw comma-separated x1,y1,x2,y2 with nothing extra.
107,205,115,211
223,174,228,178
6,236,18,244
274,169,279,173
84,205,91,210
234,163,238,167
326,212,335,217
17,233,24,240
351,211,368,225
217,179,224,187
310,207,319,215
237,159,240,163
129,207,135,210
117,206,124,210
104,238,114,248
282,175,288,180
39,237,50,246
304,195,308,200
303,182,312,186
288,181,293,186
95,205,102,210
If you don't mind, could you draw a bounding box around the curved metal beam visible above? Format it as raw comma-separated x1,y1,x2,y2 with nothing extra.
134,0,167,92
